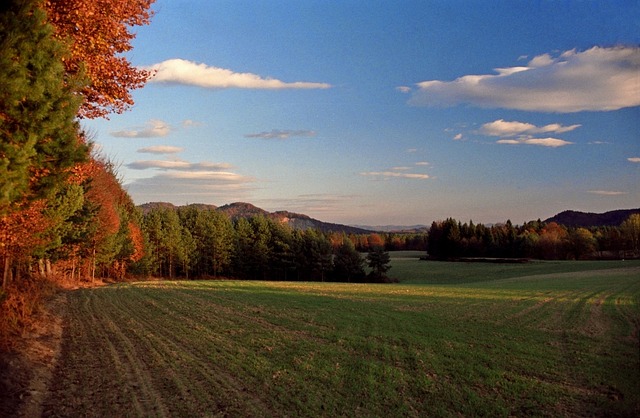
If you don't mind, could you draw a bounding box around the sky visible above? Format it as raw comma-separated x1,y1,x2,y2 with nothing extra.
84,0,640,226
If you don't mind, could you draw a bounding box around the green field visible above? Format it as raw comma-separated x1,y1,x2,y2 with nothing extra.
43,258,640,417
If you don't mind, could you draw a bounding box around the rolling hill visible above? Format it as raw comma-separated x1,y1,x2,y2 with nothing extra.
544,208,640,227
138,202,374,234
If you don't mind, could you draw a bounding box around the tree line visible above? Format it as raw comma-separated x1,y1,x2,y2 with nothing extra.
427,216,640,260
137,206,394,283
1,0,154,347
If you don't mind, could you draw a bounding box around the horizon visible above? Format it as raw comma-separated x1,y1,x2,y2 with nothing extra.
86,1,639,226
137,200,640,229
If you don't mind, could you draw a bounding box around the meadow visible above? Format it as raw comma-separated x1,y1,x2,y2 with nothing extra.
43,255,640,417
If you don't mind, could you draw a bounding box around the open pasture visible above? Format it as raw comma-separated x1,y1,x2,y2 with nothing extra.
44,260,640,417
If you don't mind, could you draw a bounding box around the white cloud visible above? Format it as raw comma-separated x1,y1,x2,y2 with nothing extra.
391,166,411,171
628,157,640,163
496,137,573,147
127,159,233,171
415,161,430,166
244,129,317,140
137,146,184,155
453,133,463,140
110,119,172,138
360,171,430,180
146,59,332,90
396,86,412,93
409,46,640,112
480,119,581,137
587,190,628,196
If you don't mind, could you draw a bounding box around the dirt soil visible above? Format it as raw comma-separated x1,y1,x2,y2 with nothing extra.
0,292,66,418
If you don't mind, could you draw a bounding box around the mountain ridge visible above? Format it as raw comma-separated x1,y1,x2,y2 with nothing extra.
138,202,640,233
544,208,640,227
138,202,374,234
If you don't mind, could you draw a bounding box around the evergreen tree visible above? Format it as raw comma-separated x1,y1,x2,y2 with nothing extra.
0,0,87,213
367,246,392,282
332,239,365,282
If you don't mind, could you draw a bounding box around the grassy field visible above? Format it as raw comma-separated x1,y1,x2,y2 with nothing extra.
43,258,640,417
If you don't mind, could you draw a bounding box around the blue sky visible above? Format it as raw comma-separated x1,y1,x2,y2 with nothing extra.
85,0,640,225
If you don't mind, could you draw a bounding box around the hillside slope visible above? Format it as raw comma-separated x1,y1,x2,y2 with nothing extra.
545,208,640,227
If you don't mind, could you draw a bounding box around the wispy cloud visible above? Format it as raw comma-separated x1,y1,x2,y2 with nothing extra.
480,119,581,137
256,193,360,215
244,129,317,140
396,86,412,93
182,119,202,128
111,119,172,138
587,190,628,196
628,157,640,163
127,159,233,171
125,158,255,203
496,137,573,148
361,171,430,180
409,46,640,112
137,145,184,155
453,133,463,141
415,161,430,166
146,59,332,90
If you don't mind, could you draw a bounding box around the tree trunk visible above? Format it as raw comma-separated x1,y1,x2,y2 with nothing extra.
2,255,11,289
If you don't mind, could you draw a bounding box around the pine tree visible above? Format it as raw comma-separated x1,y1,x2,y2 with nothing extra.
0,0,87,213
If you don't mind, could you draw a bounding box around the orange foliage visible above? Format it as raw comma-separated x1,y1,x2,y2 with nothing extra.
44,0,155,118
367,233,385,249
0,200,49,282
128,222,144,262
84,159,128,240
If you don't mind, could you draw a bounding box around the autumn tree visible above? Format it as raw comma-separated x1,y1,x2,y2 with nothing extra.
621,214,640,257
567,228,597,260
44,0,156,118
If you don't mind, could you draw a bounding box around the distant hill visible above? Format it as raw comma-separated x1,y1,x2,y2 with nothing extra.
138,201,374,234
545,208,640,227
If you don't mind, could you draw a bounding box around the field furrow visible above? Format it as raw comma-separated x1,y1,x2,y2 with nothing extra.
41,261,640,417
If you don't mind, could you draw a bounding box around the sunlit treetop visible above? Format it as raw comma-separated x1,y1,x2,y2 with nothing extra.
44,0,156,118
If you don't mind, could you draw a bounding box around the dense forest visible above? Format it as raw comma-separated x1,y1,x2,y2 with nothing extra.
0,0,155,347
136,206,640,282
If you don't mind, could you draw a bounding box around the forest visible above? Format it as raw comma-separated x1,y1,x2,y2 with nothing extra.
0,0,154,347
134,206,640,283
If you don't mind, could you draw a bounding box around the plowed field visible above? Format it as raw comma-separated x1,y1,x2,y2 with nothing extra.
38,264,640,417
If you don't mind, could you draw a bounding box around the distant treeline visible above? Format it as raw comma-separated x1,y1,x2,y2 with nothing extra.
137,207,640,282
138,206,404,282
426,217,640,260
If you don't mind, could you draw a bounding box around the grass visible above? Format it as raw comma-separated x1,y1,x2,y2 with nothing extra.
43,258,640,417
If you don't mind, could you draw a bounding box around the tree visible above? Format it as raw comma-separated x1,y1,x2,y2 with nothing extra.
367,246,392,282
567,228,597,260
537,222,569,260
179,207,234,278
621,214,640,257
44,0,156,118
0,0,87,213
332,239,365,282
